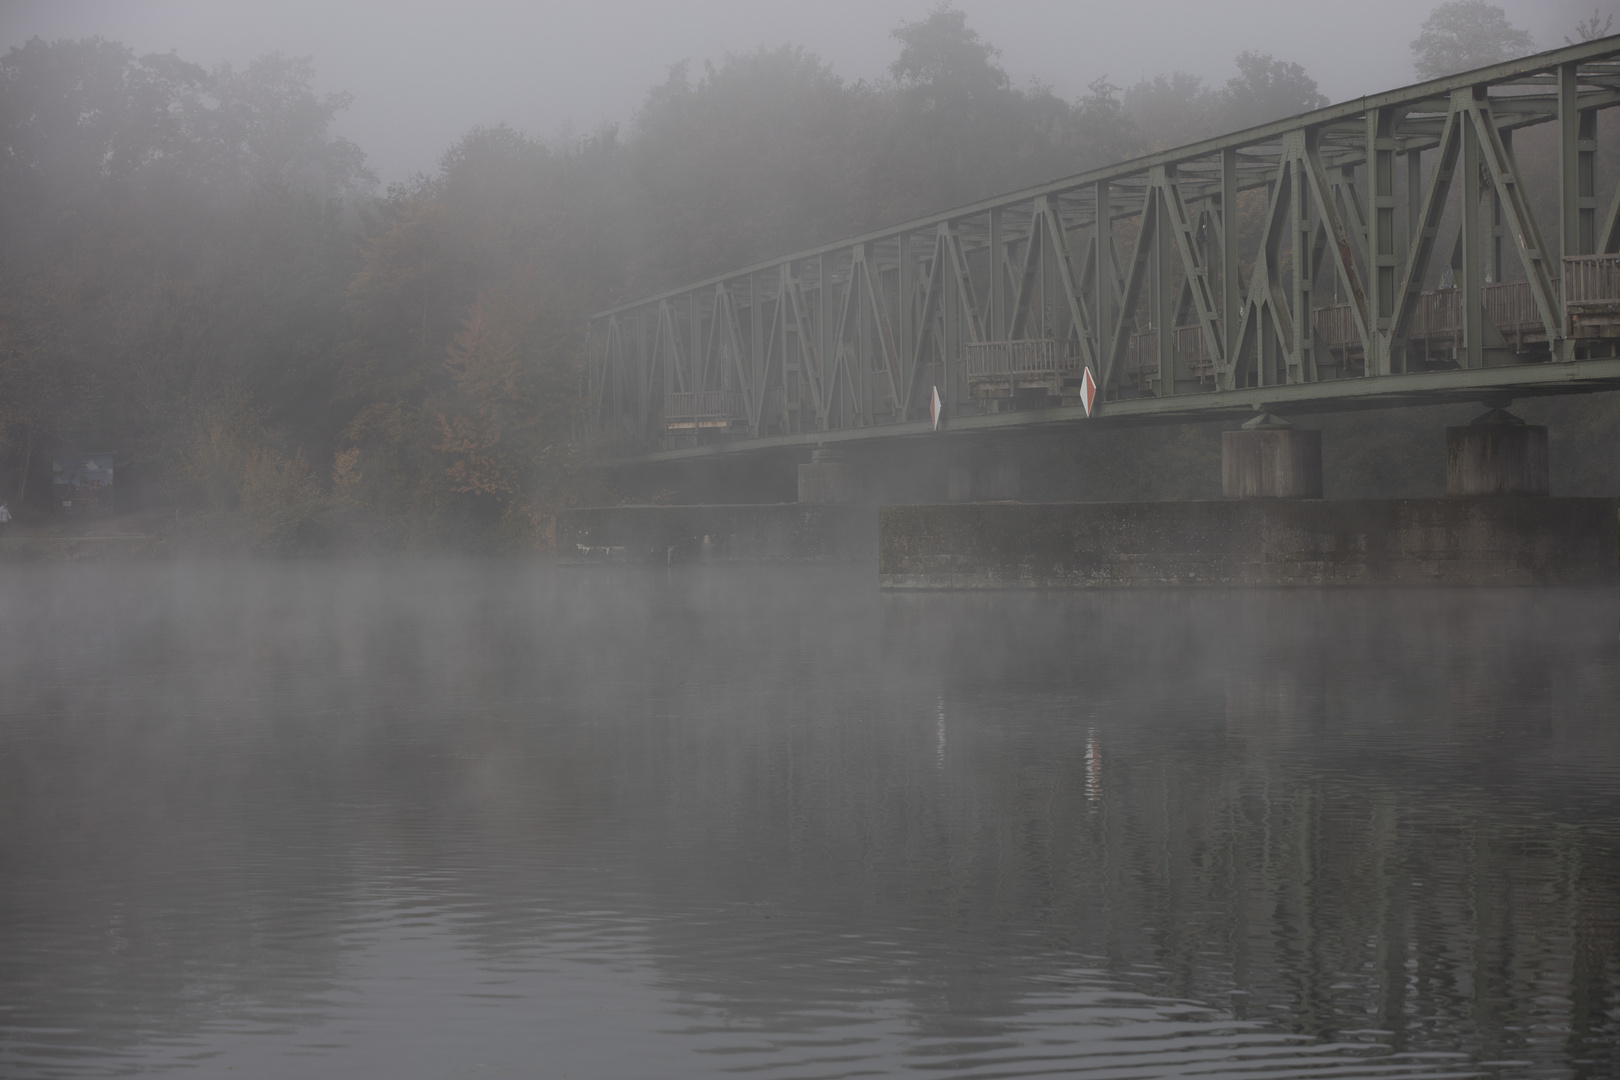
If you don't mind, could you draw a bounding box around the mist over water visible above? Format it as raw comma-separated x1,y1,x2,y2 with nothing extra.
1,562,1618,1077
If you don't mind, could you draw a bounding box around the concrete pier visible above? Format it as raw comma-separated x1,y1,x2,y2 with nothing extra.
798,448,862,503
948,452,1020,502
878,498,1620,588
1222,413,1323,498
1446,408,1549,496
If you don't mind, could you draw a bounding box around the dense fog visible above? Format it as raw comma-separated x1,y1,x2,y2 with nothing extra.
2,562,1617,1074
3,2,1616,551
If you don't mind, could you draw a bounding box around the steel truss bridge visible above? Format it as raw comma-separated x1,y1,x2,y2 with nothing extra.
589,38,1620,463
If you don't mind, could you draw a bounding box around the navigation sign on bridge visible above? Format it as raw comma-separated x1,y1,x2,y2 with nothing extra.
588,37,1620,463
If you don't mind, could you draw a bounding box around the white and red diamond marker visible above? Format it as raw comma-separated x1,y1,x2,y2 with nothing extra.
930,385,942,430
1080,367,1098,417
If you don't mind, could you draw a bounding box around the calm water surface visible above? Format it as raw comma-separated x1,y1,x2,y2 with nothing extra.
1,561,1617,1079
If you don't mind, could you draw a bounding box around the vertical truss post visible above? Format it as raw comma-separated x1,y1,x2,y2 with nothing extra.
1106,187,1158,392
1095,179,1113,393
897,234,914,415
989,208,1005,340
1461,92,1483,369
1389,106,1463,372
1491,133,1507,284
1155,188,1176,394
1402,143,1422,371
1560,61,1598,260
1041,212,1056,339
1291,152,1313,382
1304,130,1373,372
1368,107,1398,375
1405,148,1422,250
942,232,959,417
659,303,675,398
749,272,763,435
816,256,830,421
633,309,646,435
778,270,793,432
687,293,698,392
701,288,719,393
857,248,873,424
861,244,902,416
1041,196,1100,372
1011,209,1041,340
1220,149,1239,383
1603,176,1620,254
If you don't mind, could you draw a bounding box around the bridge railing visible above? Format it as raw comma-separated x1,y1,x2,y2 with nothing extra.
1313,304,1358,351
1563,254,1620,306
1485,281,1539,329
1409,289,1463,345
1565,255,1620,338
1174,326,1213,372
1121,326,1222,385
665,391,745,431
1123,331,1157,383
964,339,1070,377
1317,281,1550,357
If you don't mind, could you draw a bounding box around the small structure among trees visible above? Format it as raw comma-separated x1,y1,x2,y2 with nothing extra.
52,453,116,515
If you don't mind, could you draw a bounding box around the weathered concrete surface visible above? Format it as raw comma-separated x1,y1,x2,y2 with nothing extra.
1446,410,1549,496
948,456,1021,502
1222,419,1323,498
797,448,862,503
559,504,876,564
879,498,1620,588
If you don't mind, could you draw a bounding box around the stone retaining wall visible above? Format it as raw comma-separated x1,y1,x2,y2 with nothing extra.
558,504,877,564
878,499,1620,588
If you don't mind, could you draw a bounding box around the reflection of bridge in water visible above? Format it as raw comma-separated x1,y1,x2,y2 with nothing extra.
589,37,1620,468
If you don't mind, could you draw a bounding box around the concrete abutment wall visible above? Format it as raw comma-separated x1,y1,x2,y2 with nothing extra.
876,499,1620,588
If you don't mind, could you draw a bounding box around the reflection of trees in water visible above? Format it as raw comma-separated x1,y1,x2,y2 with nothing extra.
0,566,1615,1073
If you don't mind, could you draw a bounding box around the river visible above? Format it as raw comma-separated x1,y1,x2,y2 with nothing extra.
1,561,1617,1078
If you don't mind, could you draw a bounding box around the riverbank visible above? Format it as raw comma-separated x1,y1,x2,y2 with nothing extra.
0,509,172,561
0,505,558,561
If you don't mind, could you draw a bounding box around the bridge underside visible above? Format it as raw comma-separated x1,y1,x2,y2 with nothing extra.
589,38,1620,469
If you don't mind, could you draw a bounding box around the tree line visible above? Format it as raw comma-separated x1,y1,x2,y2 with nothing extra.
1,1,1600,550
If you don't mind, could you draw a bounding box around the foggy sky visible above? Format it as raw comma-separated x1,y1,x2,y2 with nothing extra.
0,0,1601,186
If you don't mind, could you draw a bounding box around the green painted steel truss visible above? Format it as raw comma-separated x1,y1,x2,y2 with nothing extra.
589,37,1620,462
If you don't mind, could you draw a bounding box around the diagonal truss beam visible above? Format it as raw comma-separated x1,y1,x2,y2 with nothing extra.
588,37,1620,451
1461,91,1562,343
1155,167,1227,377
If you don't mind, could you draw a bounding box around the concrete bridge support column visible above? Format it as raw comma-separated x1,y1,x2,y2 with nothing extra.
1446,408,1548,496
948,448,1021,502
1222,414,1323,499
798,447,863,503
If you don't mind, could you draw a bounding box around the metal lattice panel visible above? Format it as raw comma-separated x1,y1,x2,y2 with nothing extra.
588,38,1620,462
